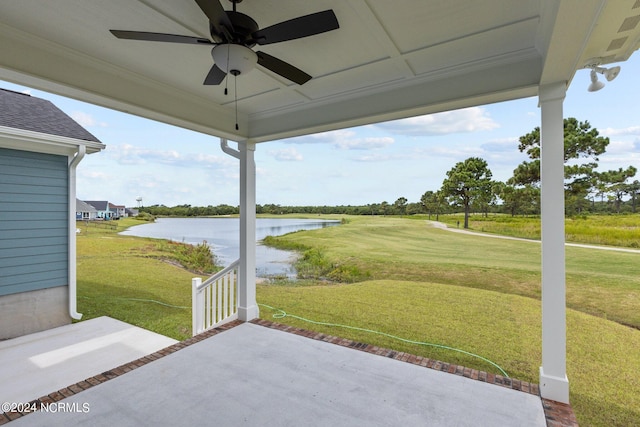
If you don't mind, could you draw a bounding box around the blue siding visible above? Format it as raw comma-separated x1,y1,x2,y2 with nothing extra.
0,148,69,296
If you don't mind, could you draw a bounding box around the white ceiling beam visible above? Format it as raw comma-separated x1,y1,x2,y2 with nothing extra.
248,55,541,142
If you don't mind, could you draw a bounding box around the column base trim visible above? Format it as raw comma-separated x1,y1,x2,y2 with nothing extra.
539,366,569,404
238,304,259,322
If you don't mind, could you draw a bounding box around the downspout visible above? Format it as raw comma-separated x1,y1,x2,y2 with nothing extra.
220,138,240,159
68,145,86,320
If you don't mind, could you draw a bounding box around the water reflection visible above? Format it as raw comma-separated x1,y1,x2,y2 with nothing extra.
120,218,339,277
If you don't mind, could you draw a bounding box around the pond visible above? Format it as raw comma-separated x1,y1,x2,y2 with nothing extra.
120,217,340,277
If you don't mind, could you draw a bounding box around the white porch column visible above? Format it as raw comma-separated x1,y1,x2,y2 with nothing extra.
238,140,259,321
539,82,569,404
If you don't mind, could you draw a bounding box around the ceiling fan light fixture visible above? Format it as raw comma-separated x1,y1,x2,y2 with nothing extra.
111,1,339,86
211,44,257,75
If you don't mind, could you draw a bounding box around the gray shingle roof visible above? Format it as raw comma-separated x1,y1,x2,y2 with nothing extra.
0,88,101,143
76,199,98,212
84,201,109,211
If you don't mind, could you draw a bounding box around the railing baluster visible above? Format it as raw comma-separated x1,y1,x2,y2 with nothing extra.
223,274,229,318
229,270,238,314
206,285,212,330
191,259,240,336
216,277,222,323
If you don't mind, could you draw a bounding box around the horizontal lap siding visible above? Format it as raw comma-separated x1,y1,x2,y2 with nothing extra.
0,148,68,296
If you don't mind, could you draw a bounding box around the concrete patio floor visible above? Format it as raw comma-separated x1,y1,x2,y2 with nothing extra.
0,316,177,406
3,320,550,427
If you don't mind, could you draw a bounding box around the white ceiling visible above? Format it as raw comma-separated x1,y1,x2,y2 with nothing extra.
1,0,639,143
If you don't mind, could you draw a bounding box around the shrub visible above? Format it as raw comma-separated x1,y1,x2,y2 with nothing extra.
136,212,156,222
155,240,219,274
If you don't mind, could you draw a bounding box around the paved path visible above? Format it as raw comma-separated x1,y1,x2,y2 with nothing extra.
427,221,640,254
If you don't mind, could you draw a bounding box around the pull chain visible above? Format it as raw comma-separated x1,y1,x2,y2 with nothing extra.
224,43,230,95
234,73,239,130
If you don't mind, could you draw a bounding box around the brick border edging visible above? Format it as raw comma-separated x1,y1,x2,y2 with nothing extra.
0,320,244,425
1,319,578,427
250,318,579,427
542,400,579,427
250,319,538,393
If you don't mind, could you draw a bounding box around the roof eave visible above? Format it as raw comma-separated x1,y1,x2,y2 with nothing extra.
0,125,106,156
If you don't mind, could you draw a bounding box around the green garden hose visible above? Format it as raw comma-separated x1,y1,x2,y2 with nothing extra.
259,303,509,377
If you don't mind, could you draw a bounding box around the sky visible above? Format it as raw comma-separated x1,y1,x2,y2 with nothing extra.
2,55,640,208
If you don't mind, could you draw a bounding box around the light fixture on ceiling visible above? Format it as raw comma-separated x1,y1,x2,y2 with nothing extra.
210,44,258,131
111,0,340,132
585,58,621,92
211,44,258,76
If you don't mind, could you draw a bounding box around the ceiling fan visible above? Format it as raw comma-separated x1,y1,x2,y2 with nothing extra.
110,0,339,86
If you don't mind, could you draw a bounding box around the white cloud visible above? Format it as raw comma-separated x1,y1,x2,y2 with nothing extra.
107,144,233,167
418,145,484,158
480,137,519,152
352,153,393,162
79,170,110,180
190,153,232,168
600,126,640,136
107,144,143,165
376,107,500,136
350,149,431,162
594,138,640,167
597,155,640,171
70,111,107,127
603,139,638,154
285,129,395,151
284,129,354,145
268,147,303,161
334,137,394,150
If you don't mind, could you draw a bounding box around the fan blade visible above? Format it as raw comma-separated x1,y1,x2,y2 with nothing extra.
110,30,213,45
253,10,339,45
195,0,234,40
204,64,227,85
257,51,311,85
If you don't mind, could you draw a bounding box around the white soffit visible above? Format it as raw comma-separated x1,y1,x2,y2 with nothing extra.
0,1,639,143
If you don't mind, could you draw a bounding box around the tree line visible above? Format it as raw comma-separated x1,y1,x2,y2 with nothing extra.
141,118,638,226
430,118,638,227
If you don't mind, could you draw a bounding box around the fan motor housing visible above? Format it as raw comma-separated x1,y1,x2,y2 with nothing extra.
210,11,259,47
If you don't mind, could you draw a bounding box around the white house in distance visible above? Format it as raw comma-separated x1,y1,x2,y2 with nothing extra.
83,200,127,219
0,88,105,339
110,203,126,219
76,199,98,221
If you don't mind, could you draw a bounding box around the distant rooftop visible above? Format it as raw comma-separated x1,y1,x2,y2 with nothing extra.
76,199,97,213
0,88,101,143
84,201,109,211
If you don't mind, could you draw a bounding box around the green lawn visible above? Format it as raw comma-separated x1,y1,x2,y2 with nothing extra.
76,218,197,340
432,213,640,248
259,215,640,426
75,215,640,426
266,216,640,329
258,280,640,427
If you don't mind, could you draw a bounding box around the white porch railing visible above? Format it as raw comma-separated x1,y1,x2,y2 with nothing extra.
192,259,239,336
